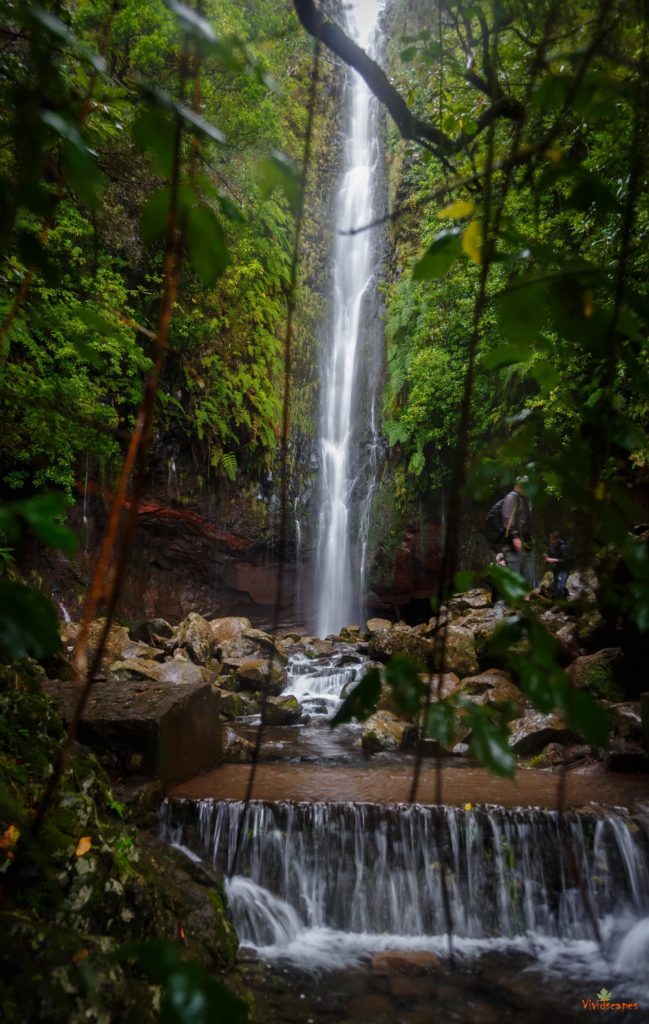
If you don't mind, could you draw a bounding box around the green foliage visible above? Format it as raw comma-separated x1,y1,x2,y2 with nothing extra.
118,940,248,1023
330,666,382,726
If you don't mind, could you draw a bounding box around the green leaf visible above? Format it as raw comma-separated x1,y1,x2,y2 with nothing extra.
494,278,548,342
41,111,105,208
400,46,418,61
0,494,76,553
258,150,301,214
132,108,176,179
140,186,192,245
117,940,247,1024
482,344,529,371
0,580,61,660
485,566,531,601
412,228,462,279
186,204,229,285
166,0,217,43
424,700,456,748
385,654,425,714
467,710,516,778
564,687,609,748
454,571,477,591
331,667,382,726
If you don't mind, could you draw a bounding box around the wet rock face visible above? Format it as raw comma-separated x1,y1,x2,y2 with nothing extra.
60,618,131,668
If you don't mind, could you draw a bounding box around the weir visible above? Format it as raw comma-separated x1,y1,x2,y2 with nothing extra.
160,798,649,990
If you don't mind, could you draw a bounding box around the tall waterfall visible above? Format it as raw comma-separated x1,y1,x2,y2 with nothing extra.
315,0,384,638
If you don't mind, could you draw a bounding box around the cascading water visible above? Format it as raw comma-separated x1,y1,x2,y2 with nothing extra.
161,798,649,989
315,0,385,638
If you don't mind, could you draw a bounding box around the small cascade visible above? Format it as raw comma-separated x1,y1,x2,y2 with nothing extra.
283,651,367,717
161,799,649,981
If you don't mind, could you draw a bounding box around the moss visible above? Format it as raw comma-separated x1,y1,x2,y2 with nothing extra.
0,659,247,1020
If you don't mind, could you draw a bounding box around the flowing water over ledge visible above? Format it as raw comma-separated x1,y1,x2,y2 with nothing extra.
161,798,649,1011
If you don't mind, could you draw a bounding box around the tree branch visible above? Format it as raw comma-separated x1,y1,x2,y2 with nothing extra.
291,0,524,155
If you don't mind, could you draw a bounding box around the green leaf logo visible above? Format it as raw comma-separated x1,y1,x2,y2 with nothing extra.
597,988,612,1002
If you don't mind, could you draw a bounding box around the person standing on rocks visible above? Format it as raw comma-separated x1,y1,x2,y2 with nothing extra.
501,476,535,587
544,531,573,598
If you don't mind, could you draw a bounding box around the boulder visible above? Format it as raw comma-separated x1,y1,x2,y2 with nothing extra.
576,608,613,652
508,711,575,756
368,625,431,666
568,647,625,701
44,676,222,787
214,689,260,719
338,625,362,642
449,588,492,614
566,569,598,603
174,612,214,664
420,673,461,701
222,727,254,763
526,742,592,768
60,618,131,668
458,669,523,713
119,639,165,662
366,618,393,635
210,616,254,658
131,617,174,643
362,710,415,752
109,658,162,682
609,702,642,743
157,660,206,687
301,638,336,658
236,657,286,694
444,624,479,677
537,609,580,663
243,628,288,663
261,695,301,726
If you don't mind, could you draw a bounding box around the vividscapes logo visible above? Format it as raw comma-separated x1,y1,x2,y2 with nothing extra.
580,988,640,1012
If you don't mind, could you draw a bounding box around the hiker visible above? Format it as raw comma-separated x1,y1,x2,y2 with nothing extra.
501,476,534,587
544,531,573,599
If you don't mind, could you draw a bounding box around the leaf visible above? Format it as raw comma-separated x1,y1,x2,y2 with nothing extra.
0,580,61,661
132,108,175,179
0,824,20,850
412,227,462,279
141,186,192,245
482,344,529,372
494,279,548,342
461,220,482,264
116,940,248,1024
75,836,92,857
385,654,425,714
258,150,301,214
166,0,217,43
40,111,105,208
564,688,609,748
467,710,516,778
424,700,455,748
454,571,477,591
331,667,382,726
186,204,229,285
485,566,531,602
437,199,475,220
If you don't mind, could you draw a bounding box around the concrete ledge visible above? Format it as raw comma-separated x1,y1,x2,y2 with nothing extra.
45,677,222,789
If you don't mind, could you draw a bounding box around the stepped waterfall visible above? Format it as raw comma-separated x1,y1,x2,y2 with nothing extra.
314,0,384,638
161,799,649,992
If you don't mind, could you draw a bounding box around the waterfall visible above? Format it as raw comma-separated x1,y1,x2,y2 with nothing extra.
315,0,385,638
161,798,649,982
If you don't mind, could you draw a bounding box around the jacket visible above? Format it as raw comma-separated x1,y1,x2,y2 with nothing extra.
501,490,532,543
546,538,572,568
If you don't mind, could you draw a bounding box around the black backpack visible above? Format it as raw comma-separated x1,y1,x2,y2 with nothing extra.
484,498,505,546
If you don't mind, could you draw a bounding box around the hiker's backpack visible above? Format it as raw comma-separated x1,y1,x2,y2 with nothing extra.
484,498,505,546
